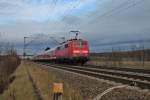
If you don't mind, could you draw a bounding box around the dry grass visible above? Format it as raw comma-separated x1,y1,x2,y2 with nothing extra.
0,61,82,100
90,49,150,69
28,61,82,100
89,60,150,69
0,61,36,100
0,55,21,94
89,56,150,69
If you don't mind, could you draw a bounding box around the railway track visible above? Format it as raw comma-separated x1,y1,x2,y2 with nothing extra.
86,64,150,74
37,62,150,90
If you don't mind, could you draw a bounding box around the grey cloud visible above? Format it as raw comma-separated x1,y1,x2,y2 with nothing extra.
0,2,18,9
62,15,81,25
1,0,150,53
0,1,21,16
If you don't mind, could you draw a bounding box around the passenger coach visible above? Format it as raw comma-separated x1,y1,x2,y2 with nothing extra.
33,39,89,65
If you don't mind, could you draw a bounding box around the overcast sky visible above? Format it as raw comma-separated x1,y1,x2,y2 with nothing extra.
0,0,150,53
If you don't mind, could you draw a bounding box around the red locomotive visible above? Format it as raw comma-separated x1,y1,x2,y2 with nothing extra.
33,32,89,65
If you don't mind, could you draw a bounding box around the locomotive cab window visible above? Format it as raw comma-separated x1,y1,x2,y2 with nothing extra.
74,42,82,47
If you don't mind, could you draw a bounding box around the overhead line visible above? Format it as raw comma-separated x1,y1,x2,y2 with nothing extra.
105,0,145,17
61,0,82,21
96,0,132,18
51,0,58,11
53,0,58,5
91,0,145,24
93,39,150,47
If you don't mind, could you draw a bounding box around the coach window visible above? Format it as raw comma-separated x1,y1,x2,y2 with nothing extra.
57,47,60,50
60,46,64,50
65,44,69,48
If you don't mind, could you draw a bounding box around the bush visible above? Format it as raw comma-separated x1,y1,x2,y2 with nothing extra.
0,55,21,94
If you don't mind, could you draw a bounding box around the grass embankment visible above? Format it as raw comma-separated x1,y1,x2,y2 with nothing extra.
0,61,35,100
89,56,150,69
0,61,82,100
0,55,20,94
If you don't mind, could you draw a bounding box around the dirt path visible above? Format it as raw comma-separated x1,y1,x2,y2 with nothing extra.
26,68,44,100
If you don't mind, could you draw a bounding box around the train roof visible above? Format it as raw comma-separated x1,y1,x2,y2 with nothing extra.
34,39,87,56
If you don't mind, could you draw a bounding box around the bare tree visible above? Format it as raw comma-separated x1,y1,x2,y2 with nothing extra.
2,43,16,55
0,44,1,55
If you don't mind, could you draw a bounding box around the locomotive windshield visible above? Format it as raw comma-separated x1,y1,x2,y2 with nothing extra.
74,42,82,47
74,41,87,47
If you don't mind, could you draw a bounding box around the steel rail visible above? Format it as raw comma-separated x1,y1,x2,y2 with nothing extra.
43,63,150,81
37,62,150,90
85,64,150,74
53,64,150,81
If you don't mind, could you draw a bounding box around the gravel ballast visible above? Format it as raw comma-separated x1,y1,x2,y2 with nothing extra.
37,63,150,100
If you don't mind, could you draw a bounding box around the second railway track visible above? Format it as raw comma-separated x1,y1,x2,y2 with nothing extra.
37,62,150,90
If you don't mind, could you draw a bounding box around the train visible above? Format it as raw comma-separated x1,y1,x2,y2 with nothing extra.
33,38,90,65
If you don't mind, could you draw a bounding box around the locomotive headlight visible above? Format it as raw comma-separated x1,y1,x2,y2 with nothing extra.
73,50,80,53
73,50,88,53
82,51,88,53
